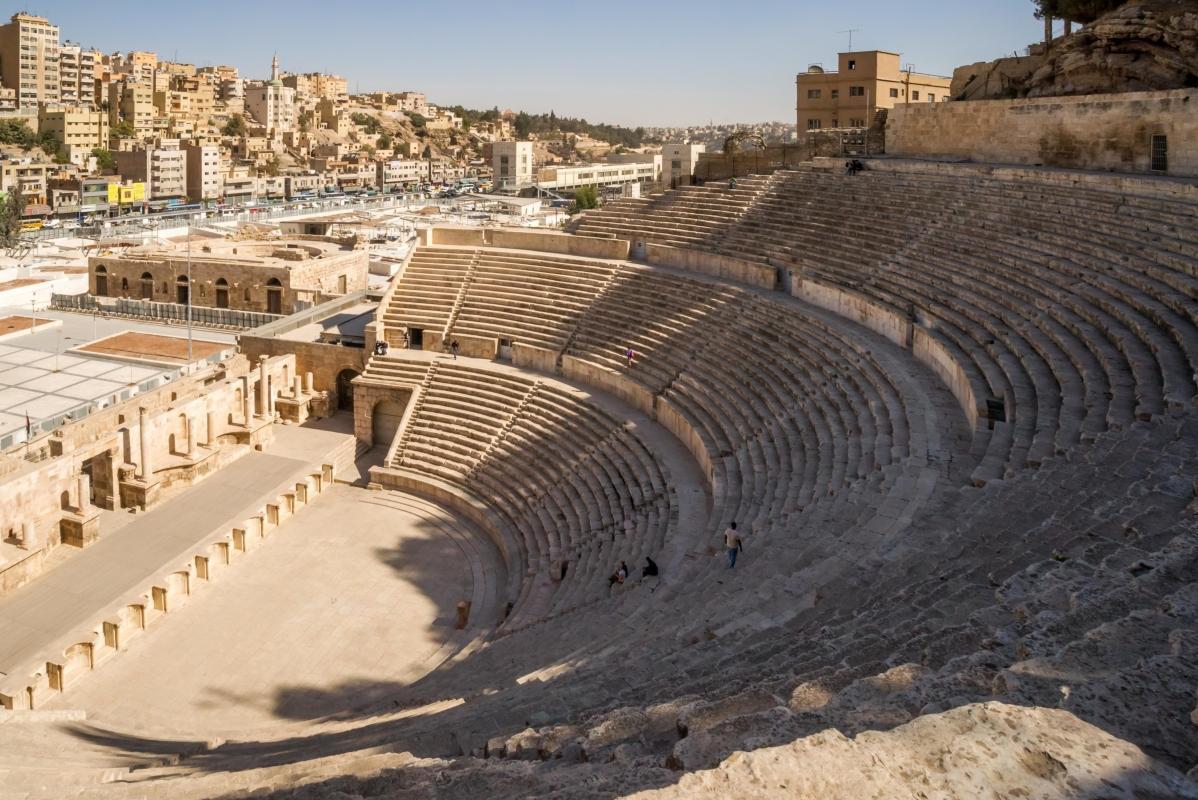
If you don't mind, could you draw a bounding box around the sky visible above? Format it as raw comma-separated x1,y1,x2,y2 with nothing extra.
26,0,1046,127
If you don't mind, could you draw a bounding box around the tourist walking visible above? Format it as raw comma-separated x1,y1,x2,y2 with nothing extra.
451,339,460,359
724,522,743,568
625,346,637,368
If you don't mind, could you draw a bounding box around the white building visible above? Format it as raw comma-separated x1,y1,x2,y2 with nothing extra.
184,143,223,202
377,159,427,190
661,143,705,187
493,141,534,190
244,54,296,135
536,159,660,191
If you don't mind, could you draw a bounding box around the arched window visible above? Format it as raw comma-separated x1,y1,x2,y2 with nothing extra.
265,278,283,314
140,272,153,299
93,265,108,296
121,277,128,291
176,274,190,305
215,278,229,309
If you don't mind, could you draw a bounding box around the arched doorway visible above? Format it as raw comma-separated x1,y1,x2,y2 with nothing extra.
140,272,154,299
215,278,229,309
336,369,358,411
371,399,405,448
176,275,190,305
266,278,283,314
94,266,107,296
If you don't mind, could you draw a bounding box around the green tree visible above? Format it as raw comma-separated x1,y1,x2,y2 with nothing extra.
0,183,25,246
92,147,116,172
35,128,61,156
572,185,599,212
408,112,426,129
263,155,281,177
377,133,393,150
221,114,247,137
298,110,314,132
111,119,135,139
351,112,382,134
1032,0,1124,23
0,119,34,148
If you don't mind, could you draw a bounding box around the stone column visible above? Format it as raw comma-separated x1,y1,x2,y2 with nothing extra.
137,407,152,480
304,372,314,394
241,375,252,425
22,520,39,549
206,410,218,446
293,376,303,399
268,377,276,417
257,360,269,417
185,416,196,458
77,473,91,513
109,450,121,510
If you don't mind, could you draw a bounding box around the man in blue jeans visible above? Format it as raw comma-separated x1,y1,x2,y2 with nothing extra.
725,522,743,568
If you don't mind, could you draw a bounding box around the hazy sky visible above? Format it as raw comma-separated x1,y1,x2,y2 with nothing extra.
31,0,1047,127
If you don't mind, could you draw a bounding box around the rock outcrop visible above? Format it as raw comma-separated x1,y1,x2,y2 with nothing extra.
953,0,1198,100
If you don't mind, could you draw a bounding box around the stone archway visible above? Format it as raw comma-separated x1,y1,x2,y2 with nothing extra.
336,369,359,411
371,399,405,450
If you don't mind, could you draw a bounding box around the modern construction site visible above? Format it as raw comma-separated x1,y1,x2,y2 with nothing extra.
1,9,1197,800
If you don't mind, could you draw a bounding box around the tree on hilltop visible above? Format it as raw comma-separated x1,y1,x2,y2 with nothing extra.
1032,0,1126,24
0,183,25,246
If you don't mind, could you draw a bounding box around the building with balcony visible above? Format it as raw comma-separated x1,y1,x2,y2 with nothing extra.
38,107,108,159
0,13,61,109
795,50,951,131
113,140,187,203
57,42,96,108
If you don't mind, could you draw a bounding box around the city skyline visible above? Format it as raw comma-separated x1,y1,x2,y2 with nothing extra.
25,0,1048,127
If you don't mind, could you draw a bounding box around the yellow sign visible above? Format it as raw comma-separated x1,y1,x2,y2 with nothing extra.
107,182,146,204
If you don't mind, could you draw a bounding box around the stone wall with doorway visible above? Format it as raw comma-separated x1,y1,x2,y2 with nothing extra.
886,88,1198,176
239,335,366,412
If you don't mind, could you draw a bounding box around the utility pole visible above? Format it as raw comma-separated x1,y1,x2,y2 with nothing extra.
186,222,193,364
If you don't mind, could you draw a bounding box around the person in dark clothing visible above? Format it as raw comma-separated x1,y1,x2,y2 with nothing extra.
642,556,659,579
450,340,460,359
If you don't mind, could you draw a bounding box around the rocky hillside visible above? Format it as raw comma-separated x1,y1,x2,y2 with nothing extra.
953,0,1198,99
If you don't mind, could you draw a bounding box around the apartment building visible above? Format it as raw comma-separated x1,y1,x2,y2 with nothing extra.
183,143,223,203
38,107,109,157
377,158,426,191
492,141,534,190
795,50,951,131
113,139,187,201
0,13,61,109
0,157,53,211
661,143,705,186
282,72,348,104
57,42,97,107
110,80,155,139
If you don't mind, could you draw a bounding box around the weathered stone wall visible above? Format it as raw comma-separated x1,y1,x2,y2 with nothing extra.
89,244,368,315
239,335,366,409
887,89,1198,176
643,244,777,290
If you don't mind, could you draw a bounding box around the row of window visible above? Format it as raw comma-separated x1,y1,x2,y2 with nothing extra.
806,86,938,102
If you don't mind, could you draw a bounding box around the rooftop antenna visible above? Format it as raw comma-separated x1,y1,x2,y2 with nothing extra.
838,28,861,50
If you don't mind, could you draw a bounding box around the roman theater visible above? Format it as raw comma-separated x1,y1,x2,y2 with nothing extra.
1,156,1197,797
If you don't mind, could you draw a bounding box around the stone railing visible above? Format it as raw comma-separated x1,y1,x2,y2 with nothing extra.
51,293,282,331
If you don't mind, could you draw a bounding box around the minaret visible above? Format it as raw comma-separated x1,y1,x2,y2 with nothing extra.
271,53,279,82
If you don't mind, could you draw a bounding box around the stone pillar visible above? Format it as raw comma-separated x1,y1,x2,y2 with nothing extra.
109,451,121,510
293,376,303,399
268,376,276,417
206,410,218,446
241,375,252,425
305,372,314,394
77,473,91,513
185,416,196,458
22,520,38,549
258,359,269,417
137,407,152,480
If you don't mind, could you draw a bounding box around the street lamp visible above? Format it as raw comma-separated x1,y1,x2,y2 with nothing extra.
186,221,193,365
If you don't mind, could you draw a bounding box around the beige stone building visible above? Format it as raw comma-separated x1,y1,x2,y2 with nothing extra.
493,141,534,190
183,143,223,202
245,55,297,135
661,143,705,187
795,50,951,131
57,42,97,108
110,80,156,139
38,107,108,159
0,13,60,109
0,157,52,210
89,236,368,314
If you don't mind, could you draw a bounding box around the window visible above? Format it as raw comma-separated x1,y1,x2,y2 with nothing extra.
912,90,920,101
806,119,822,130
807,89,821,99
831,89,839,99
889,88,899,98
1151,134,1168,172
849,86,865,97
847,60,857,70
